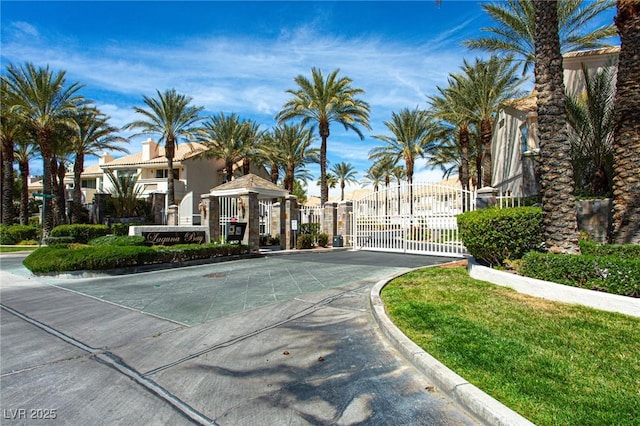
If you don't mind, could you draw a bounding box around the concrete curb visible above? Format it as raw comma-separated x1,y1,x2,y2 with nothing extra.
467,258,640,318
369,264,535,426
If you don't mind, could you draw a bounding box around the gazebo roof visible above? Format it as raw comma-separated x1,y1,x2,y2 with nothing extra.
208,173,290,199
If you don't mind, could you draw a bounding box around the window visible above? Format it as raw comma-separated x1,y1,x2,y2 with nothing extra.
520,124,529,153
81,179,96,189
155,169,179,179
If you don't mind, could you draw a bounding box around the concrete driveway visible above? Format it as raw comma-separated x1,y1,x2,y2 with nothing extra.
0,250,480,425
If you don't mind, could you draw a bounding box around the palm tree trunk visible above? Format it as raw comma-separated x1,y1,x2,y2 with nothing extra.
534,0,580,254
41,153,54,237
225,160,234,183
55,158,67,224
480,118,493,187
459,125,470,192
319,120,329,206
610,0,640,243
242,157,251,175
269,162,279,184
1,140,15,225
19,160,29,225
72,153,84,223
166,139,175,207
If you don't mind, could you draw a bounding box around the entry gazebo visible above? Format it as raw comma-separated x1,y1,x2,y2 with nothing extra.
201,174,298,251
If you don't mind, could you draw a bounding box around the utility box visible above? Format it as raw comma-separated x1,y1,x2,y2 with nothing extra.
333,234,344,247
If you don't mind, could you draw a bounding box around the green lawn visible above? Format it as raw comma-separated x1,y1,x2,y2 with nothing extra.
381,266,640,426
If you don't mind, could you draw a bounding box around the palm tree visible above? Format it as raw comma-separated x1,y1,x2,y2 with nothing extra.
239,119,264,175
450,56,525,187
369,107,437,214
534,0,581,254
105,169,143,217
2,63,85,236
197,112,246,183
123,89,203,207
70,106,128,223
316,173,338,200
330,162,358,201
429,83,474,192
361,164,384,193
565,65,616,197
267,123,319,192
610,0,640,244
276,68,371,206
1,80,21,225
464,0,617,76
14,139,38,225
259,130,282,184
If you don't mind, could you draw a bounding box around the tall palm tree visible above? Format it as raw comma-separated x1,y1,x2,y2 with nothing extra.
14,139,38,225
369,107,437,214
1,80,21,225
71,106,128,223
565,65,616,197
361,164,384,193
610,0,640,244
330,161,358,201
2,63,85,236
449,56,525,187
534,0,581,254
429,83,474,192
259,130,282,184
267,123,319,192
123,89,203,207
197,112,246,183
464,0,617,76
50,127,75,225
276,68,371,206
239,119,264,175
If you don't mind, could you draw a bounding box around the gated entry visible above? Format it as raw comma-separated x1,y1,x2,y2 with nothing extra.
353,182,475,257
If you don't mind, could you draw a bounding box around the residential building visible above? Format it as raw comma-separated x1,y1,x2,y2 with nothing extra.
491,46,619,196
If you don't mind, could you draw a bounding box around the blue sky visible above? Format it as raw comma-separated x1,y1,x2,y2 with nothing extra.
1,1,618,196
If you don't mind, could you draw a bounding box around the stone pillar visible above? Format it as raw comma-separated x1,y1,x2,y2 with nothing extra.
337,201,353,246
166,205,178,225
476,187,497,209
240,191,259,251
322,202,337,240
284,195,298,250
149,192,166,224
522,150,541,197
203,195,219,243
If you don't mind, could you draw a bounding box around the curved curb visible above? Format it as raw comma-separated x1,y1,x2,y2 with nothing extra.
369,265,535,426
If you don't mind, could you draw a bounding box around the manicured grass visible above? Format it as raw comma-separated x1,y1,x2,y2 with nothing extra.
381,266,640,426
0,245,38,253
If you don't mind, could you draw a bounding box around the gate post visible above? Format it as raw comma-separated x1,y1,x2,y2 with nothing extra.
322,202,337,240
202,194,220,243
337,201,353,246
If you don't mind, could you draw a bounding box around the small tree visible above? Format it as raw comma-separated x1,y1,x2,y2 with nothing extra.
105,169,143,217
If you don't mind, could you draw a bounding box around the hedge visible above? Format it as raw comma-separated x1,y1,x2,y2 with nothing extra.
0,225,38,245
23,242,250,274
457,207,543,266
89,235,147,246
50,224,110,244
520,251,640,298
579,240,640,259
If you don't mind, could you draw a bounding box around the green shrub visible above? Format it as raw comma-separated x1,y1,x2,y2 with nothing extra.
579,240,640,259
43,236,74,245
17,239,39,246
89,235,147,246
297,234,314,249
23,242,250,274
299,223,320,236
0,224,38,245
50,224,110,244
271,234,280,246
111,223,131,236
317,233,329,247
520,251,640,297
457,207,543,266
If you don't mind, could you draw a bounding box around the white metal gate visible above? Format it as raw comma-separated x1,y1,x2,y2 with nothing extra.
353,183,475,257
219,197,272,238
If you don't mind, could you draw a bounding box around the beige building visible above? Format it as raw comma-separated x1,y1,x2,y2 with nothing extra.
491,46,619,196
30,138,270,223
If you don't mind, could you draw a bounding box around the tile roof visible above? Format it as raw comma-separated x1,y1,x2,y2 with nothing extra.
563,46,620,58
103,142,208,167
